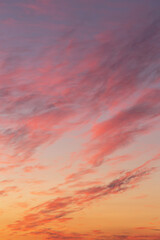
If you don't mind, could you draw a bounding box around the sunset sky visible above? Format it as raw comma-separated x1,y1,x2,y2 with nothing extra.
0,1,160,239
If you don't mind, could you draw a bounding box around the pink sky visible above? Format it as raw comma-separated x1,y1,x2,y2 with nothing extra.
0,1,160,239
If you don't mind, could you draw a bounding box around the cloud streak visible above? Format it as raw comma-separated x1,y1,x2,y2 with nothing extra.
8,160,156,232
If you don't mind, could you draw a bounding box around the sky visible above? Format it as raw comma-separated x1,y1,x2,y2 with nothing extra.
0,0,160,239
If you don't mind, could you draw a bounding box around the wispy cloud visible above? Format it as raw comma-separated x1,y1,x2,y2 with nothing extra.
8,160,156,232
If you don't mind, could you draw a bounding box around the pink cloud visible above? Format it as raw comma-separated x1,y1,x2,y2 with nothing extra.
8,159,156,232
0,186,19,196
23,164,47,173
82,89,160,167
